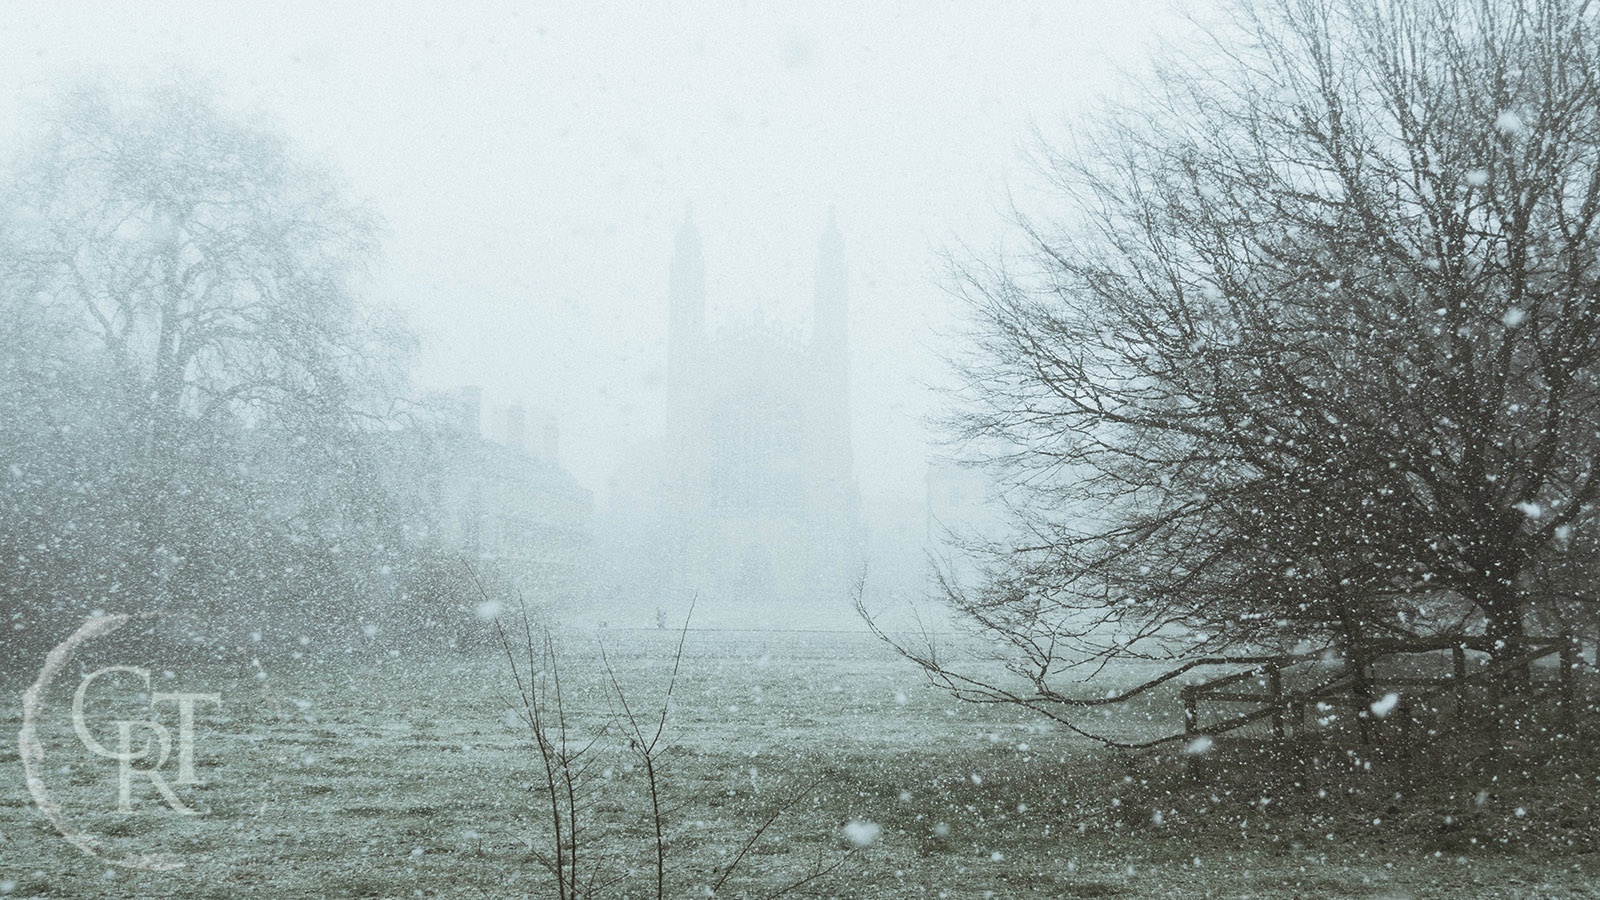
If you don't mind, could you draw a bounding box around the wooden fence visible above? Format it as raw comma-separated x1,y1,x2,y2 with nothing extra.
1178,636,1582,757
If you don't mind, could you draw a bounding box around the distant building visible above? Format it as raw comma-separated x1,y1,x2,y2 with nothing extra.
861,491,930,605
924,457,1011,589
925,458,1002,542
606,212,865,604
397,387,593,605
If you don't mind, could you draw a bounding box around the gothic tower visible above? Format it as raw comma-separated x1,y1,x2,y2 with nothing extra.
663,209,710,596
807,211,861,565
635,209,864,606
667,208,705,426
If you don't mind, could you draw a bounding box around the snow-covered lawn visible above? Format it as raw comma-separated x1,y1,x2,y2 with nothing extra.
1,628,1595,898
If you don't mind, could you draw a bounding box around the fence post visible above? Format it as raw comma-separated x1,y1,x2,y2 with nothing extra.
1486,656,1503,751
1560,632,1578,738
1453,644,1468,711
1267,663,1286,740
1182,686,1199,778
1398,697,1414,785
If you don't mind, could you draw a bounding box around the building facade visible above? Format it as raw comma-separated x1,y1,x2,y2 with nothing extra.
608,212,864,605
395,387,593,607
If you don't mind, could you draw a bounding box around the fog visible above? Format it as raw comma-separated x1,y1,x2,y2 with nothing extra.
10,3,1594,897
0,0,1176,502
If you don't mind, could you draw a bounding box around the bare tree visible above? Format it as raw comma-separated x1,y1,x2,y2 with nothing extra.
490,587,858,899
0,76,415,644
867,0,1600,732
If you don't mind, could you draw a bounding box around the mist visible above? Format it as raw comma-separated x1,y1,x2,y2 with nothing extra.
0,0,1172,490
7,2,1598,897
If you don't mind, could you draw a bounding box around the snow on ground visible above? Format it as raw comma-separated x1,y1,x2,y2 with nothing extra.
0,628,1595,898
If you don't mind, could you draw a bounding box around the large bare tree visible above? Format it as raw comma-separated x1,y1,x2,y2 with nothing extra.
867,0,1600,726
0,77,415,643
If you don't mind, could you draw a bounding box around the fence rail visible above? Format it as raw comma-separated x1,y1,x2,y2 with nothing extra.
1178,636,1582,756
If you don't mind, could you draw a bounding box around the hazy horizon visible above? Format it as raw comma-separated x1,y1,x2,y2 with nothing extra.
0,0,1184,509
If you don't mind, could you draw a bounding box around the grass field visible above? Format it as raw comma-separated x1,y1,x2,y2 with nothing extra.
3,624,1599,898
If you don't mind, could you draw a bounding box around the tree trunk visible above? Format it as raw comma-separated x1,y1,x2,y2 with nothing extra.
1336,599,1374,745
1481,584,1529,691
1484,602,1526,659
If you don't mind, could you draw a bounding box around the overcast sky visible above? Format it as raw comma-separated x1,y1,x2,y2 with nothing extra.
0,0,1186,509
